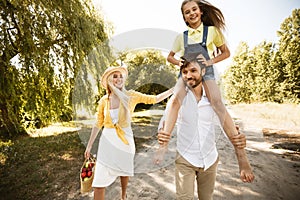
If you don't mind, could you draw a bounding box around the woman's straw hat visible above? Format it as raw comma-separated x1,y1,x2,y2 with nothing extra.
100,66,128,89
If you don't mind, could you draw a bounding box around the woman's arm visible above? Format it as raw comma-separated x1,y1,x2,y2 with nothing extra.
84,126,100,158
155,87,174,103
84,98,105,158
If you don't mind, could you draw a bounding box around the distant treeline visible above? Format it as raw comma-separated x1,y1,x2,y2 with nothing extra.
0,0,298,138
223,9,300,104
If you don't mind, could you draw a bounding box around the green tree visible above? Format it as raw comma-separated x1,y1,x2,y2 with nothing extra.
269,50,287,102
223,9,300,104
72,44,113,118
121,49,177,91
0,0,110,138
277,9,300,103
250,41,277,102
223,42,254,103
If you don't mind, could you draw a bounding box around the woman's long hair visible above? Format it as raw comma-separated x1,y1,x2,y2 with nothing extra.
181,0,226,31
107,73,131,123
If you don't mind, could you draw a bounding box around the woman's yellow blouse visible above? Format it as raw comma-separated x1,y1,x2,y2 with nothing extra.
96,90,157,129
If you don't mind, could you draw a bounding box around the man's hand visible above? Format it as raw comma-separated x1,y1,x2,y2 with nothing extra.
230,126,246,149
230,133,246,149
158,129,171,146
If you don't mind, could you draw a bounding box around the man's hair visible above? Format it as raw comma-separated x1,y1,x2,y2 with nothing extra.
180,52,206,72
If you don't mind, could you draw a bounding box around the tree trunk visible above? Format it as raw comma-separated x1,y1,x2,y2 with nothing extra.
0,102,26,139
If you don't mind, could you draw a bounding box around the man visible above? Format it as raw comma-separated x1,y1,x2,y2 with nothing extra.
155,52,254,200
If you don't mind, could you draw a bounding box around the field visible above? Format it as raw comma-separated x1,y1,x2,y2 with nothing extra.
0,103,299,200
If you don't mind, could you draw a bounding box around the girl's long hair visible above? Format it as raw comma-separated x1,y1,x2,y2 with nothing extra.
181,0,226,31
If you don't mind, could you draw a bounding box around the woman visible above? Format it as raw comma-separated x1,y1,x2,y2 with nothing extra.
84,65,173,200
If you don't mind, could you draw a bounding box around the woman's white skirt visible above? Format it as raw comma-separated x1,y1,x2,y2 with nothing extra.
92,127,135,188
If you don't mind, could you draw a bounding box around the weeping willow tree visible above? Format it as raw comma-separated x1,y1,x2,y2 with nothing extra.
0,0,112,138
119,49,177,93
119,49,177,110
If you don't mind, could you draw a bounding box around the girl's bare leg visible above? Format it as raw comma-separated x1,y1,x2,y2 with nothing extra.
120,176,129,200
164,78,187,136
203,80,235,137
203,80,254,182
94,187,105,200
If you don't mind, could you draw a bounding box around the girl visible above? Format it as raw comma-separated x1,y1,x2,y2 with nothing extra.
85,65,173,200
163,0,254,182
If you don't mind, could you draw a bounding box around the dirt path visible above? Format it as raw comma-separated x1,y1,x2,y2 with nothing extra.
76,107,300,200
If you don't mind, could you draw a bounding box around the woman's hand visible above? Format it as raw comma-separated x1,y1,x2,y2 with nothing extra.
84,148,91,159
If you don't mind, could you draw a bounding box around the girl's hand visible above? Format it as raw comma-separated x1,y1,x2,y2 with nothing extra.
196,54,213,66
213,47,222,58
153,145,168,165
178,58,184,67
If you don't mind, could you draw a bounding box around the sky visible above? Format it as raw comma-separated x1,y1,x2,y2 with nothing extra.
92,0,300,73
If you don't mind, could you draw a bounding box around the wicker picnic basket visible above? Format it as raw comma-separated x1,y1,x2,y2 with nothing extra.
80,156,96,193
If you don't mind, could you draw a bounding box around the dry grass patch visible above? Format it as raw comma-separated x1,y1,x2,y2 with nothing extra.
229,102,300,131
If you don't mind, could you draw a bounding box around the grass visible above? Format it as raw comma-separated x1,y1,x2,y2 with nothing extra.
0,130,85,200
230,103,300,156
229,102,300,131
0,103,299,199
0,112,163,200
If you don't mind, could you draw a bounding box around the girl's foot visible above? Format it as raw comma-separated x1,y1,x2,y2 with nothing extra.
236,149,255,183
